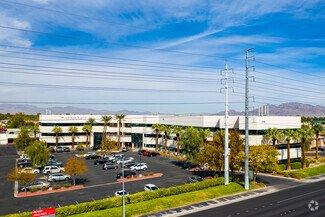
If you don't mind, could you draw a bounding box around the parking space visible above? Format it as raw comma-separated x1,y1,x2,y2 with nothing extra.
0,146,193,215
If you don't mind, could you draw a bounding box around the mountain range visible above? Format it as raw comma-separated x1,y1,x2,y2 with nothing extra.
0,102,324,117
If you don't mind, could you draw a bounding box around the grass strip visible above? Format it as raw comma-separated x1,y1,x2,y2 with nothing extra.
71,182,244,217
283,164,325,179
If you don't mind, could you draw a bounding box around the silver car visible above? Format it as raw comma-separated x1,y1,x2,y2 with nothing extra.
48,173,71,182
20,180,50,191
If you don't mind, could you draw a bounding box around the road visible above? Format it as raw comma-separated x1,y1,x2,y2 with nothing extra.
183,180,325,217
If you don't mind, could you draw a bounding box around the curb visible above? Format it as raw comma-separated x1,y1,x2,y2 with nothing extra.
14,185,84,198
117,173,163,183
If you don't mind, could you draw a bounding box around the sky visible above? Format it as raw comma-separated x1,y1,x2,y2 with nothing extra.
0,0,324,114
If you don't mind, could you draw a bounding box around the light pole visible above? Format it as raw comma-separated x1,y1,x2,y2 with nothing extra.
122,157,125,217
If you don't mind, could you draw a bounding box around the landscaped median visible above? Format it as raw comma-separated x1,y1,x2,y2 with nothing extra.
4,177,262,217
281,164,325,179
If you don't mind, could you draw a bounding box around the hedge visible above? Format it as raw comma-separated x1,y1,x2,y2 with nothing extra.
72,182,244,217
5,177,224,217
283,164,325,179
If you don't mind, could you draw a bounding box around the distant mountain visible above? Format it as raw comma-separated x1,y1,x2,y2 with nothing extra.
0,104,152,115
0,102,324,116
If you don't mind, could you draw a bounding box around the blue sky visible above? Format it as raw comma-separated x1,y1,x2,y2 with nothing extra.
0,0,324,114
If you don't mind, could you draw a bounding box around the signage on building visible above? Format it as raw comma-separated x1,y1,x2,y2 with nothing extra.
32,207,55,217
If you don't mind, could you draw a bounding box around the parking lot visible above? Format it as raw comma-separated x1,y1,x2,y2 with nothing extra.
0,145,193,215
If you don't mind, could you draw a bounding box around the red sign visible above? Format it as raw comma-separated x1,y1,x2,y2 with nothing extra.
32,207,55,217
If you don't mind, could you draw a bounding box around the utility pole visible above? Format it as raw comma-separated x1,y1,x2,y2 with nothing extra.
221,63,233,185
244,48,254,190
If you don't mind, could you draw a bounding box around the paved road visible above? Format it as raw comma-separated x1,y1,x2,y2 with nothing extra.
183,180,325,217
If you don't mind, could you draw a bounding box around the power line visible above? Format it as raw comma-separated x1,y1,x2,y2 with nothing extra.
0,81,219,93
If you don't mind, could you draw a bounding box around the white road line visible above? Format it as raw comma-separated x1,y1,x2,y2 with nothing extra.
277,188,325,204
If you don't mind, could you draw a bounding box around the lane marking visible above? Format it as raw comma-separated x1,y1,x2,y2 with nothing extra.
277,188,325,204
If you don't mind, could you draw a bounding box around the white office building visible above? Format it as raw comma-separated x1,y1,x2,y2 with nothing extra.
38,114,301,160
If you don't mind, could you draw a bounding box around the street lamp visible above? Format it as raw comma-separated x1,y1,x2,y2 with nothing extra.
122,157,125,217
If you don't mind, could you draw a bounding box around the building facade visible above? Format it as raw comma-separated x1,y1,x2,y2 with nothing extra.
39,114,302,159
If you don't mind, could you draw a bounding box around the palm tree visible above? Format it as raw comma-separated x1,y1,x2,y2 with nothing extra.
265,128,284,146
172,126,183,155
82,124,92,147
52,125,62,148
101,115,112,144
68,126,78,149
283,129,299,170
87,118,96,126
115,114,126,148
200,128,212,144
151,123,162,152
30,125,40,139
161,125,172,153
297,126,313,168
312,122,324,159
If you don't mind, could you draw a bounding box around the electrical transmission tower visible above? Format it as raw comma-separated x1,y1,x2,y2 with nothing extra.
221,62,234,185
244,48,255,190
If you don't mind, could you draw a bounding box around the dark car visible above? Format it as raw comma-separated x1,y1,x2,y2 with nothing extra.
143,151,160,157
103,163,118,170
122,147,128,152
138,150,146,155
319,146,325,152
48,159,63,167
17,160,32,168
188,175,203,183
116,170,136,179
85,153,101,160
64,147,70,152
123,161,136,168
94,158,109,165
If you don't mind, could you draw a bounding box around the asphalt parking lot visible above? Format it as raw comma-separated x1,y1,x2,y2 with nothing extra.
0,145,192,215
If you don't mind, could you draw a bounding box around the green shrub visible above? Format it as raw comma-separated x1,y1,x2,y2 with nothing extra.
63,183,72,188
29,188,38,193
76,144,85,151
284,164,325,179
52,185,62,190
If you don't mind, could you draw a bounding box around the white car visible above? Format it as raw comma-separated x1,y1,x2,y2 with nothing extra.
48,173,71,182
19,167,40,174
42,165,64,174
84,151,96,158
144,184,159,191
117,157,134,165
130,163,148,171
114,190,129,196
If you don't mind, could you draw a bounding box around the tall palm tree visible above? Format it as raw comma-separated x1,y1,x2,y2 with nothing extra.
312,122,324,159
115,114,125,148
87,118,96,126
52,125,62,148
101,115,112,144
68,126,78,149
200,128,212,144
161,125,172,153
172,126,183,155
30,125,40,139
283,129,299,170
151,123,162,151
265,128,284,146
297,126,313,168
82,124,92,147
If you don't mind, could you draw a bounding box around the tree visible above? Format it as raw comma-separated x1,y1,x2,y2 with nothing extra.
82,124,92,147
172,126,183,155
297,126,314,168
151,123,162,151
199,128,212,144
14,127,34,151
249,145,279,183
197,131,224,173
101,115,112,144
283,129,299,170
52,125,62,148
7,113,27,128
7,168,36,192
265,128,284,146
87,118,96,126
101,138,117,153
229,130,244,177
115,114,125,148
25,140,50,167
179,127,205,162
161,125,172,152
312,122,324,160
29,125,40,139
68,126,78,149
64,157,88,185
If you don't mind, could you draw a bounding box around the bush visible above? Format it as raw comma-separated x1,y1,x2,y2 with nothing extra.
29,188,38,193
76,144,85,151
284,164,325,179
278,162,302,171
52,185,62,190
